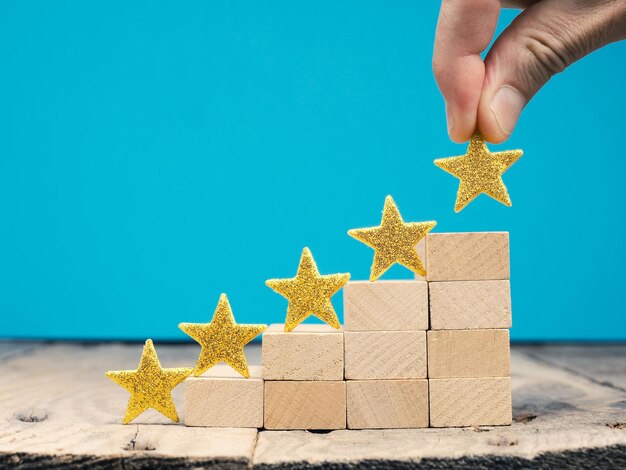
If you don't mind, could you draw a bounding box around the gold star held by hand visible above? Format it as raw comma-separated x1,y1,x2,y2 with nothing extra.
179,294,266,378
348,196,436,281
106,339,192,424
434,131,523,212
266,247,350,332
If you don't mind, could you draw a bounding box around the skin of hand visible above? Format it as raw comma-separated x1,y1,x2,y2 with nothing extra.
433,0,626,143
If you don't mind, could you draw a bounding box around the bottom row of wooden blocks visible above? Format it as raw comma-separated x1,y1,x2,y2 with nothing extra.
185,366,512,429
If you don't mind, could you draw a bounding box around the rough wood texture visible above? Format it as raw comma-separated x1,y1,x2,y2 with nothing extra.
426,232,510,281
344,331,427,379
264,381,346,430
0,343,258,469
516,344,626,391
262,324,344,380
343,280,428,331
429,280,512,330
346,380,428,429
0,341,41,362
254,346,626,466
185,364,263,428
429,377,512,427
1,342,626,468
427,329,510,378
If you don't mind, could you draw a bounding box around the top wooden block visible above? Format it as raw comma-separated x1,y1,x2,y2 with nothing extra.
426,232,510,281
262,323,344,380
198,363,263,379
415,238,426,280
185,365,263,428
344,280,428,331
265,323,342,334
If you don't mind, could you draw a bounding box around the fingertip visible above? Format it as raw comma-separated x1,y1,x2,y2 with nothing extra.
448,115,476,143
477,124,510,144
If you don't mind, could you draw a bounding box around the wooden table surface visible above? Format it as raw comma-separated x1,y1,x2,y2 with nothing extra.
1,341,625,469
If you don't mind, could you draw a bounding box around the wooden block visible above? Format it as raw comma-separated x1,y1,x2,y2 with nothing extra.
415,237,426,279
184,365,263,428
429,280,512,330
344,280,428,331
264,381,346,430
426,232,510,281
344,331,427,379
427,329,510,378
262,324,344,380
347,379,428,429
429,377,512,427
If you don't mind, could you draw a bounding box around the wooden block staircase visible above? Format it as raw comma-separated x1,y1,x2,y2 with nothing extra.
183,231,513,429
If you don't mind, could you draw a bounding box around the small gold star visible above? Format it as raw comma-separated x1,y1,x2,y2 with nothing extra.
435,131,523,212
106,339,192,424
348,196,436,281
266,247,350,332
179,294,266,378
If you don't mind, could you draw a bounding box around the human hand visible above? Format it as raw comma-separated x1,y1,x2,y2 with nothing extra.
433,0,626,143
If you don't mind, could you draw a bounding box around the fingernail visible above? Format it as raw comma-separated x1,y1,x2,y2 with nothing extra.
445,101,455,135
490,86,525,136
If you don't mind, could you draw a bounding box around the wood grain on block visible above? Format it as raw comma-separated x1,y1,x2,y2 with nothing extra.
264,381,346,430
346,380,428,429
344,280,428,331
429,377,512,427
426,232,510,281
427,329,510,378
344,331,427,379
262,324,344,380
415,237,426,279
184,365,263,428
429,280,512,330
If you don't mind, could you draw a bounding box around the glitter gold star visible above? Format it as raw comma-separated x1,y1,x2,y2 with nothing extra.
348,196,436,281
106,339,192,424
266,247,350,332
179,293,266,378
434,131,523,212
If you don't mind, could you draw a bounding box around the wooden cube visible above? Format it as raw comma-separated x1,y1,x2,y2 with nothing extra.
185,365,263,428
264,381,346,430
347,379,429,429
429,280,512,330
429,377,512,427
262,324,344,380
344,280,428,331
415,237,426,279
344,331,427,379
426,232,510,281
427,329,510,378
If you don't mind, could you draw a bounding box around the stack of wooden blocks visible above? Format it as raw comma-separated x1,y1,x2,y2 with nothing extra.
263,324,346,429
426,232,512,427
184,231,512,429
343,263,429,429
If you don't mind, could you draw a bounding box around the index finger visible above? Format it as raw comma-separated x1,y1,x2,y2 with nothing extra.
433,0,501,142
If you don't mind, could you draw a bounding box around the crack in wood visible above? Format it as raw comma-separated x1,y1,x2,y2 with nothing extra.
0,343,42,364
520,351,626,393
124,426,157,452
487,435,519,447
513,412,537,424
14,409,48,423
607,423,626,430
123,426,140,452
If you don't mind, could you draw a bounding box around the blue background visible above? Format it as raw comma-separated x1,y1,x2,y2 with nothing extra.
1,1,625,341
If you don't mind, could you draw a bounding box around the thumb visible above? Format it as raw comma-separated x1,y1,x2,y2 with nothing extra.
477,0,626,143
